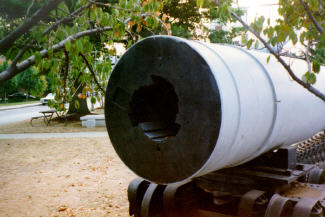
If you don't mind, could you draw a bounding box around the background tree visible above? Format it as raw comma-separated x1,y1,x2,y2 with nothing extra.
0,62,18,102
202,0,325,101
207,6,246,44
0,61,46,101
127,0,246,42
159,0,246,41
17,67,47,100
2,0,323,111
161,0,201,39
0,0,167,115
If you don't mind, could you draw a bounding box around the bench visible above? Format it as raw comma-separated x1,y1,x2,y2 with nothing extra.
30,114,52,126
80,115,105,128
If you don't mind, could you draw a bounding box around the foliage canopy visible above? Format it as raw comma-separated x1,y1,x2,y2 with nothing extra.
0,0,324,106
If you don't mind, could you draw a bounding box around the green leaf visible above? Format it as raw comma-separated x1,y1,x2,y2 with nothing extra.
33,30,43,43
35,52,42,65
300,32,306,45
266,55,271,63
320,32,325,44
95,94,99,101
312,62,320,74
76,40,83,52
302,72,309,83
75,100,80,109
95,8,103,23
310,0,319,10
309,73,316,84
196,0,204,7
145,17,158,28
302,72,317,84
127,40,133,48
48,47,53,58
58,2,69,16
290,32,298,45
48,100,55,108
64,40,71,51
254,40,259,49
277,24,289,42
91,96,96,104
101,13,109,26
90,10,96,20
43,60,50,70
52,60,59,72
247,39,253,49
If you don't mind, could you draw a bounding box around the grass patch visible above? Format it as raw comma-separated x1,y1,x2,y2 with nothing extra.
0,100,39,107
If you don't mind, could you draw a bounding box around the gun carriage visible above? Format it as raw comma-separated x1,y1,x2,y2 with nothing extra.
104,36,325,217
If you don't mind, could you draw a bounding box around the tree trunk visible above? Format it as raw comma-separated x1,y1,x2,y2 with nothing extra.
68,97,90,115
68,83,90,115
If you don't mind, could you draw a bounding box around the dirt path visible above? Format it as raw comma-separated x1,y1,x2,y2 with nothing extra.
0,137,136,217
0,132,107,139
0,119,106,134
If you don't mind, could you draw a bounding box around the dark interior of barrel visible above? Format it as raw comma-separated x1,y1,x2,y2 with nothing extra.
129,75,181,142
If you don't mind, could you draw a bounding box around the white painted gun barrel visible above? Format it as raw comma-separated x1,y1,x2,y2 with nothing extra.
105,36,325,184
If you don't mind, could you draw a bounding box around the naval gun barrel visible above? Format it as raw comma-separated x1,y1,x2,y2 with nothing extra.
105,36,325,184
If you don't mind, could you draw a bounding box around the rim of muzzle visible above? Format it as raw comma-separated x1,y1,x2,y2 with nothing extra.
105,36,222,184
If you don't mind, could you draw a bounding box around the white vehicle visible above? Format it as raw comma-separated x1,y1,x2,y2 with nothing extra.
40,93,55,105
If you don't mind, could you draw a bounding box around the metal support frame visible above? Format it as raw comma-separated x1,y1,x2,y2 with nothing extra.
127,147,325,217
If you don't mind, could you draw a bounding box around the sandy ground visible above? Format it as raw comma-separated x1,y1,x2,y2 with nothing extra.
0,137,136,217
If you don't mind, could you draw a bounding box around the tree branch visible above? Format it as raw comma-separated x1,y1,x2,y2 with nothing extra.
88,0,135,12
79,52,105,94
157,18,172,35
0,26,113,85
0,13,149,85
211,0,325,102
5,45,30,79
42,2,92,36
26,0,36,18
0,0,64,54
12,46,29,68
279,52,305,61
299,0,324,34
63,49,69,104
320,0,325,8
306,42,312,73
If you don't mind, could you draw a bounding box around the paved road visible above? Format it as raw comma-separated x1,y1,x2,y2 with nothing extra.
0,98,102,126
0,132,108,139
0,105,51,126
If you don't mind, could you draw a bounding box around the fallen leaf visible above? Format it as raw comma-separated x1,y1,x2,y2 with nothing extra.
58,205,67,212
